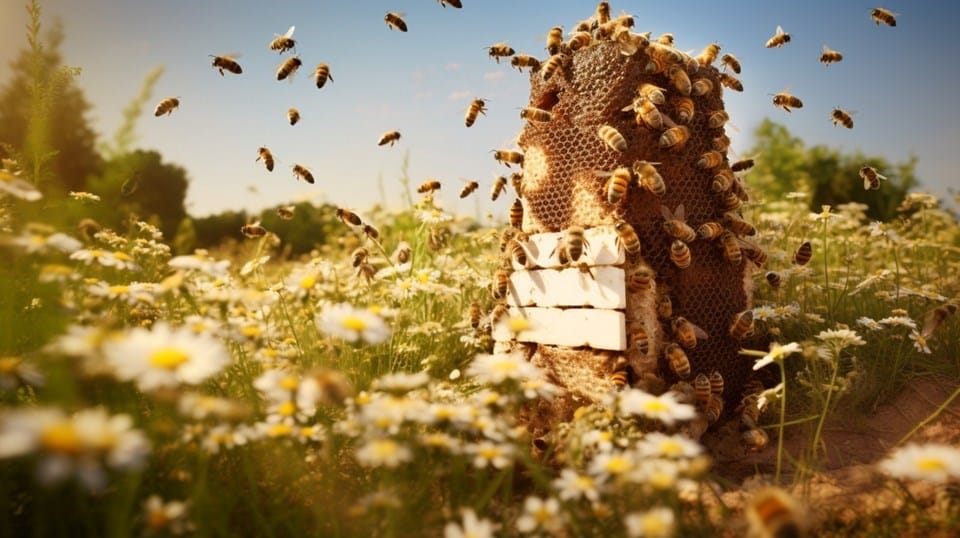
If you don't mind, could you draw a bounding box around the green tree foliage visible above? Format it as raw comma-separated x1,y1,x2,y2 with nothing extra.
194,210,249,248
173,216,197,255
257,202,334,256
745,119,918,221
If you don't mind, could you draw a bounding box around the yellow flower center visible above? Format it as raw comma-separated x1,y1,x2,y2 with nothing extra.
30,234,45,245
372,439,398,457
299,275,317,290
280,376,299,390
150,348,189,370
479,446,502,460
643,399,669,413
147,510,171,530
604,456,631,474
268,423,292,437
277,401,297,417
241,325,261,339
641,515,669,536
109,285,130,295
508,317,531,332
917,457,947,473
341,316,367,332
40,421,81,454
659,440,682,456
0,356,21,373
300,426,315,438
112,251,133,261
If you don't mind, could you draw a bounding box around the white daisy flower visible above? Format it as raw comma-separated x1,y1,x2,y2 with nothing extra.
316,303,391,344
444,509,498,538
879,443,960,483
468,440,514,469
143,495,193,535
617,389,696,426
0,169,42,200
516,495,564,535
624,506,675,538
465,351,544,386
909,331,932,354
355,437,413,468
168,253,230,276
753,341,802,371
553,469,601,502
636,432,703,460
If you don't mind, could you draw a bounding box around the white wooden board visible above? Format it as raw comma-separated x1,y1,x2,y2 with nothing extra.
492,306,626,351
507,266,626,309
512,226,625,270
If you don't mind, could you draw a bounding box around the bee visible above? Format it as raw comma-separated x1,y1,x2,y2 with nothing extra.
545,26,563,55
615,29,650,56
210,55,242,76
603,167,633,205
464,98,487,127
610,356,630,388
468,302,482,330
672,316,708,349
336,208,362,227
712,133,731,152
511,54,540,72
742,428,771,453
492,268,510,300
657,294,673,319
541,53,569,82
697,43,721,67
508,238,532,268
614,220,642,260
351,247,369,268
488,42,515,63
276,56,302,81
666,344,692,379
628,98,663,130
871,7,897,27
490,175,508,201
629,323,650,355
707,110,730,129
691,78,714,97
819,44,843,66
292,164,314,184
718,72,743,92
720,52,741,73
637,83,666,105
384,12,408,32
693,373,711,406
719,190,742,212
765,271,783,289
671,96,695,124
154,97,180,116
595,1,611,24
741,240,768,267
723,211,757,236
627,264,654,292
269,25,296,54
356,262,377,283
670,240,692,269
697,221,724,240
731,178,750,202
313,63,333,88
709,370,724,397
256,146,274,172
459,181,479,199
666,65,692,96
765,25,791,48
633,161,666,196
921,303,958,339
656,33,675,46
493,150,524,167
661,204,696,243
712,169,735,192
705,394,724,424
378,131,402,147
598,125,627,152
859,165,887,190
740,393,762,430
697,151,724,170
418,180,441,194
362,223,380,240
792,241,812,266
394,241,412,264
771,90,802,112
438,0,463,7
729,309,755,340
510,172,524,197
241,222,267,238
731,158,755,173
552,226,589,264
659,125,690,150
276,205,295,221
520,107,551,122
831,108,854,129
509,198,524,229
720,230,743,265
566,31,592,52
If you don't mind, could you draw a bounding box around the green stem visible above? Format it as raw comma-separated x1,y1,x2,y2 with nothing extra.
897,384,960,446
810,351,841,464
775,364,787,484
822,217,832,323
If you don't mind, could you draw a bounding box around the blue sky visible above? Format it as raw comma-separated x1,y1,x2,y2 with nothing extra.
1,1,957,219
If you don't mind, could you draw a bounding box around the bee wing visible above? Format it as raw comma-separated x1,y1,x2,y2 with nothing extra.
921,309,941,339
775,25,785,36
283,25,295,38
675,203,686,220
659,204,675,221
692,322,710,340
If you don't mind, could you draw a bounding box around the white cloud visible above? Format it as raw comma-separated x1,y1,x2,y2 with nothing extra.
483,71,505,81
447,90,472,101
445,63,461,71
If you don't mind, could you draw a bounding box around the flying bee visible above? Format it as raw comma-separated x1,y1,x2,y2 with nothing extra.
661,204,697,243
356,262,376,283
718,72,743,92
669,239,692,269
723,211,757,236
629,323,650,355
276,56,302,81
657,295,673,319
438,0,463,7
627,264,654,292
418,180,441,193
771,90,802,112
693,372,711,406
351,247,369,268
745,490,809,538
378,131,401,147
520,107,551,122
719,189,742,212
269,25,296,54
384,12,408,32
921,303,958,339
287,107,300,126
871,7,897,27
709,370,724,397
697,43,721,67
691,77,714,97
720,230,743,265
671,96,695,124
729,309,755,339
731,157,755,173
394,241,412,264
598,125,627,152
490,175,508,201
705,394,724,424
633,161,666,196
672,316,708,349
154,97,180,116
637,83,666,105
509,198,524,229
511,54,540,72
720,52,741,73
292,164,314,184
602,167,633,204
487,42,515,63
493,150,524,167
712,133,731,152
492,268,510,300
713,169,736,192
510,172,524,197
831,108,854,129
792,241,812,266
541,52,569,82
459,180,479,199
765,271,783,289
697,151,724,170
362,224,379,240
241,221,266,238
313,63,333,88
336,208,362,227
614,220,642,260
276,204,296,221
697,221,724,240
566,31,592,51
551,226,589,264
706,110,730,129
819,44,843,66
610,356,630,388
210,55,242,76
546,26,563,55
859,165,887,190
464,98,487,127
469,302,482,330
666,65,691,96
256,146,274,172
765,25,791,48
659,125,690,150
665,343,692,379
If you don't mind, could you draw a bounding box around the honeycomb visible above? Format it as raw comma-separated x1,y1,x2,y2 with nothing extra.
503,14,762,437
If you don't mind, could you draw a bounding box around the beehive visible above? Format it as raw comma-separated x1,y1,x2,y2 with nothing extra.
496,10,761,438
